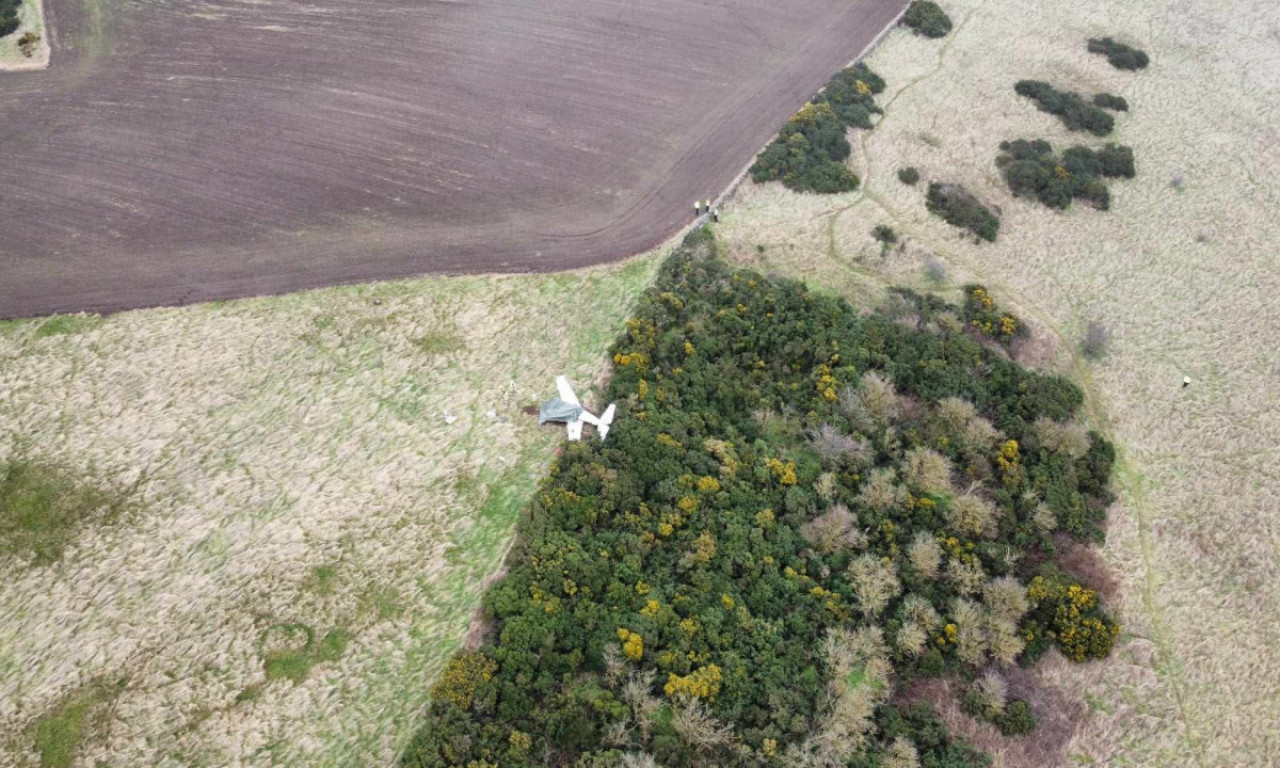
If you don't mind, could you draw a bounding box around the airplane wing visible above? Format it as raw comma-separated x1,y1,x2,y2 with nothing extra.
597,404,616,440
556,375,580,406
567,419,584,441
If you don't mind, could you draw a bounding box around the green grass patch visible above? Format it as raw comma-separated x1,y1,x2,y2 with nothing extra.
309,564,339,596
27,680,123,768
0,460,122,565
34,314,103,338
414,331,466,358
261,622,352,684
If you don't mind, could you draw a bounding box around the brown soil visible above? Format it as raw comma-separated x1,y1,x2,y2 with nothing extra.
0,0,906,319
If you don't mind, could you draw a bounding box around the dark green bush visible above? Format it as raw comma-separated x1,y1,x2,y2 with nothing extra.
399,233,1115,767
996,139,1135,211
926,183,1000,241
903,1,953,38
873,224,898,244
899,166,921,185
996,700,1037,736
1092,92,1129,112
1087,37,1150,70
0,0,20,38
751,64,885,194
1014,81,1115,136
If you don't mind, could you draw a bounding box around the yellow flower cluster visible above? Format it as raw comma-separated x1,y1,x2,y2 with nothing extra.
766,458,798,486
616,628,644,661
656,433,681,449
788,101,838,128
641,599,661,617
664,664,722,700
431,652,498,710
696,476,721,493
815,364,839,402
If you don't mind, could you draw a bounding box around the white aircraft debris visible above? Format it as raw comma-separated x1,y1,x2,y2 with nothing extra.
538,375,616,441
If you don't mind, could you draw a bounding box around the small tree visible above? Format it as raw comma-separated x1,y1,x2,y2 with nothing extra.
898,166,921,185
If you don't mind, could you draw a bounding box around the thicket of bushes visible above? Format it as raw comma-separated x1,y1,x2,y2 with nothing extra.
926,183,1000,241
1087,37,1149,70
902,1,953,39
0,0,22,37
996,139,1135,211
1013,81,1114,137
751,64,886,194
400,231,1118,768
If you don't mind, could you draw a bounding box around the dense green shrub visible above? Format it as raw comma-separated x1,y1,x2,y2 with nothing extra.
873,224,898,244
996,139,1135,211
898,166,921,185
1092,93,1129,112
400,233,1116,767
1014,81,1115,136
751,64,885,194
0,0,21,38
926,183,1000,241
903,1,953,38
1087,37,1149,70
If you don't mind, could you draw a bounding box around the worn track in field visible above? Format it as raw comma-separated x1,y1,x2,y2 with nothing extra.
0,0,906,318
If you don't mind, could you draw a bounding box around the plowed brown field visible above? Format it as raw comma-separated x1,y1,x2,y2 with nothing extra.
0,0,906,319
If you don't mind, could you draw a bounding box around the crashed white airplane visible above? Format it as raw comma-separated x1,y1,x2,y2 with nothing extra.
538,375,616,441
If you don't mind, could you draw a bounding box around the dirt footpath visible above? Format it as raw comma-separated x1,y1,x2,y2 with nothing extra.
0,0,907,319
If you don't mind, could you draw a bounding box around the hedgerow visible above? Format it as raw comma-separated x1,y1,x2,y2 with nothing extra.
902,1,953,39
751,64,886,194
1013,81,1115,137
926,183,1000,241
400,232,1117,768
996,139,1136,211
1087,37,1150,70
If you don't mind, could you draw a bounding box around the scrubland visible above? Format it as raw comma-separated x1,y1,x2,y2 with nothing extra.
717,0,1280,764
0,255,659,767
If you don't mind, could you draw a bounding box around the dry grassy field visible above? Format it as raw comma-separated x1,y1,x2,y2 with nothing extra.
0,254,659,767
717,0,1280,764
